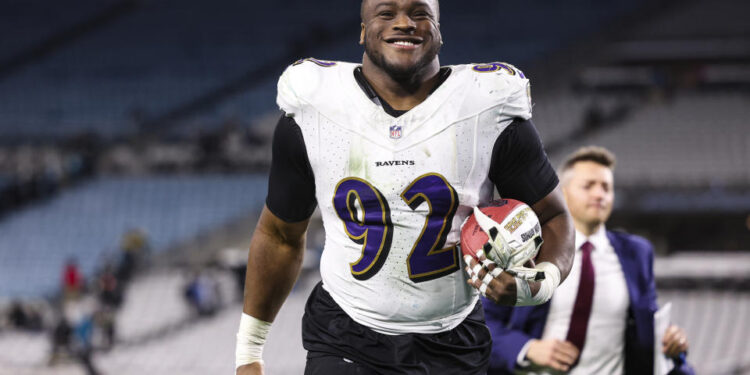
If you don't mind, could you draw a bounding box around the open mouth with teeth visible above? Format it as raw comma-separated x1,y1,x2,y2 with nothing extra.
386,38,422,49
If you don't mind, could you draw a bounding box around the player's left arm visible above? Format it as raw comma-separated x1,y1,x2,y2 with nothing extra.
529,186,574,284
467,118,574,305
492,118,574,285
469,186,574,305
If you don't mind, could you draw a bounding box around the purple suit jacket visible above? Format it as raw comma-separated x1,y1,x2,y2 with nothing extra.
483,230,694,375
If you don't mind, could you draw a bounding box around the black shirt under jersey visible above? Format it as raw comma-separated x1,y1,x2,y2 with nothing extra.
266,67,559,222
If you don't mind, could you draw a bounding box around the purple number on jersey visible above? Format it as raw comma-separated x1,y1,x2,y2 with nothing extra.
333,178,393,280
332,174,460,283
401,173,461,282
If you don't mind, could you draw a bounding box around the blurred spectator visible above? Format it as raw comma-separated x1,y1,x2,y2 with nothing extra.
64,293,101,375
0,121,272,201
64,294,97,350
63,258,84,298
94,307,117,351
97,264,122,308
49,317,72,365
0,143,90,215
117,228,150,282
95,264,121,349
8,300,43,331
218,247,248,301
8,301,29,329
184,270,221,316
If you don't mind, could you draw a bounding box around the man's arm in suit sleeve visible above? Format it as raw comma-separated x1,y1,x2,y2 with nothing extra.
668,355,695,375
483,300,535,373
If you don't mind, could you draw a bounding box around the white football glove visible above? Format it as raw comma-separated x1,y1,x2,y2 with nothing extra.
472,206,545,281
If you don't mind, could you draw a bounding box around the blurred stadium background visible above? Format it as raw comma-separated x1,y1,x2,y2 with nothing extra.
0,0,748,374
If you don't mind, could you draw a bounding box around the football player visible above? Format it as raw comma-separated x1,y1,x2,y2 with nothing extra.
236,0,575,374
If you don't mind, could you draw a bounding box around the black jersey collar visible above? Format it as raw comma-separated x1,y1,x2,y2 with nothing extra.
353,67,452,118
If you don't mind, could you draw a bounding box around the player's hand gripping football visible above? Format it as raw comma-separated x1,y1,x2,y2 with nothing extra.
464,249,529,305
462,203,545,305
471,206,544,278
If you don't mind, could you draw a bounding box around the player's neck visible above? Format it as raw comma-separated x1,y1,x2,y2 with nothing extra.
360,56,442,111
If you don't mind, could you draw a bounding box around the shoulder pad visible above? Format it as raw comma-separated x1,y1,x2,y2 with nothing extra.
466,62,532,120
277,58,341,116
470,62,526,78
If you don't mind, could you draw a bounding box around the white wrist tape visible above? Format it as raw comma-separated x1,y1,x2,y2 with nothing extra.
490,268,503,278
514,262,561,306
235,313,272,369
479,283,488,296
471,264,483,275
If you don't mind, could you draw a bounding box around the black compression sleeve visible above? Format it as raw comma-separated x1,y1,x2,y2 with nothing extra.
489,119,559,205
265,114,317,222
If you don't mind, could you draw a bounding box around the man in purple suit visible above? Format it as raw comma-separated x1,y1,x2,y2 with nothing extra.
483,146,693,374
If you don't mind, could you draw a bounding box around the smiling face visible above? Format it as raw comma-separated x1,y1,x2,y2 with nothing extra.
360,0,442,80
562,161,615,235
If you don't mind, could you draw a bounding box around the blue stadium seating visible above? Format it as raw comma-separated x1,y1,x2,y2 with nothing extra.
438,0,645,66
0,0,646,138
0,174,267,297
0,0,349,137
0,0,122,62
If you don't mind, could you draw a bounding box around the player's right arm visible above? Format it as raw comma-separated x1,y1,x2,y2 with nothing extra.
236,114,317,374
236,207,310,375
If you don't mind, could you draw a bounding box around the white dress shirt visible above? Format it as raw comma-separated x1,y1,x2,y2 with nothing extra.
518,225,630,374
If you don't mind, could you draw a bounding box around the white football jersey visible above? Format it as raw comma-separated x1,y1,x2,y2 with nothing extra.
277,58,532,335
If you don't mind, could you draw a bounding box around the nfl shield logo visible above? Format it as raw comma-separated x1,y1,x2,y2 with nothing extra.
390,124,402,139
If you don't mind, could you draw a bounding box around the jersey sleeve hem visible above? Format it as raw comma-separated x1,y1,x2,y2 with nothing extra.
265,196,316,223
526,173,559,206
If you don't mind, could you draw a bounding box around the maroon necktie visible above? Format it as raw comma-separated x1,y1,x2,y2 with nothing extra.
566,241,595,352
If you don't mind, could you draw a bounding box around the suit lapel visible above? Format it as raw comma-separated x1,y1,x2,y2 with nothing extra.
608,231,641,307
608,231,656,374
